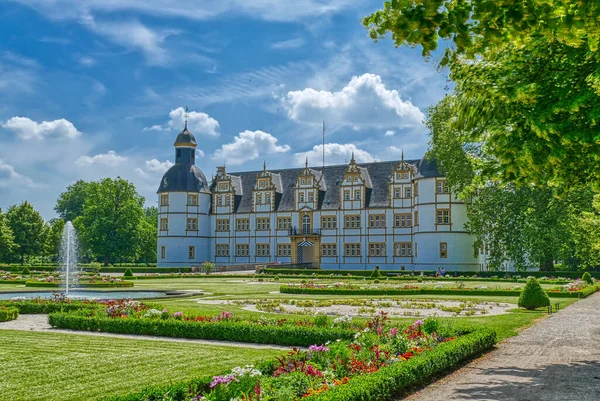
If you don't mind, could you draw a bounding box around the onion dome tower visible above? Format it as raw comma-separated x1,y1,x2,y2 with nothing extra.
156,109,211,267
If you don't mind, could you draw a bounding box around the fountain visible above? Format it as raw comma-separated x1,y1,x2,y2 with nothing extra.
58,221,80,295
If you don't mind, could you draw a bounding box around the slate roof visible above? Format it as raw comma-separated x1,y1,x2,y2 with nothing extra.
173,126,197,146
157,164,210,194
219,158,441,213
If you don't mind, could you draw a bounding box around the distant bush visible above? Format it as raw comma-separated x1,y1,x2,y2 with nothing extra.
370,267,383,278
582,272,593,285
0,306,19,322
90,262,102,273
201,262,215,275
518,278,550,310
21,267,31,275
123,268,134,277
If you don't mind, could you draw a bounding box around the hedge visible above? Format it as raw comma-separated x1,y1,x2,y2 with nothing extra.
280,285,600,298
25,281,134,288
0,279,28,284
48,312,356,347
0,306,19,322
0,300,99,314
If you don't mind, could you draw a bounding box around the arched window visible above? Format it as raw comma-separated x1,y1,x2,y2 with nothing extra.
302,214,311,234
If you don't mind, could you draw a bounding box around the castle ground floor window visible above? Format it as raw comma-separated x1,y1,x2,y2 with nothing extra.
216,244,229,257
161,246,166,259
188,246,195,260
236,244,249,257
369,243,385,257
277,244,291,257
394,242,412,256
322,244,337,257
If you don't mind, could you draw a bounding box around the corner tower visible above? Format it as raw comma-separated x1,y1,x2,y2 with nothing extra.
156,117,211,267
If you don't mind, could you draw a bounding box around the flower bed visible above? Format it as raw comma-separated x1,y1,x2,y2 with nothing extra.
25,280,134,288
280,283,600,298
0,306,19,322
102,318,496,401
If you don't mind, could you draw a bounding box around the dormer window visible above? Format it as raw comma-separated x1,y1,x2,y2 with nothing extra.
355,190,360,200
265,193,271,204
299,193,305,202
301,178,306,185
308,192,314,202
257,193,262,204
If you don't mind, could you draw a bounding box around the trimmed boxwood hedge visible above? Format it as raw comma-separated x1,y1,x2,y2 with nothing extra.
0,300,100,314
25,281,134,288
280,285,600,298
100,328,495,401
0,306,19,322
48,312,356,347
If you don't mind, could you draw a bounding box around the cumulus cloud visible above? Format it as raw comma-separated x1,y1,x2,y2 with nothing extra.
76,150,127,166
385,130,396,137
213,130,290,165
294,143,376,166
196,149,205,157
283,74,424,129
1,116,81,140
144,107,219,136
135,159,173,179
0,159,36,188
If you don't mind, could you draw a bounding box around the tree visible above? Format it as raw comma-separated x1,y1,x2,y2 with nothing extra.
518,278,550,310
55,180,92,222
74,178,146,266
364,2,600,188
5,201,45,264
0,208,15,262
572,194,600,270
46,219,65,262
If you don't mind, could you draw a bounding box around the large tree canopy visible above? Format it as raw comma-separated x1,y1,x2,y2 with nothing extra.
5,201,45,264
55,180,93,223
0,208,15,262
365,1,600,188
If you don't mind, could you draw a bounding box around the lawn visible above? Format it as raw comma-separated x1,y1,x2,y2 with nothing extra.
0,330,282,401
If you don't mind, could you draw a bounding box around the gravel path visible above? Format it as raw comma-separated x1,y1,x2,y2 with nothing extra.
402,293,600,401
0,314,289,350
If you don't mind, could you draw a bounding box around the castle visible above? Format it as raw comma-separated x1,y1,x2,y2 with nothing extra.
157,123,481,271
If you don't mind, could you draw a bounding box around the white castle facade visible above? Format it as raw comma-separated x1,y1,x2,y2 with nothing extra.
157,124,482,271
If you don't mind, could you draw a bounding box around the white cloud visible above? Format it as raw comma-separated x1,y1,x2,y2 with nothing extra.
294,143,376,166
0,159,36,188
270,38,305,50
213,130,290,165
77,56,96,67
144,159,173,173
385,130,396,137
144,107,220,136
76,150,127,166
1,116,81,140
283,73,425,129
196,149,205,157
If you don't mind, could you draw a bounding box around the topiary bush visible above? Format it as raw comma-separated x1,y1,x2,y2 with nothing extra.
21,267,31,275
370,266,382,278
0,306,19,322
123,268,134,277
518,277,550,310
582,272,593,285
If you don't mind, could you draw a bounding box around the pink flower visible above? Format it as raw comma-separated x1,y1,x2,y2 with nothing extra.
389,327,399,336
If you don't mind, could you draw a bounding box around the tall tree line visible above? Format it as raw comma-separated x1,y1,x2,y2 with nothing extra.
0,177,157,266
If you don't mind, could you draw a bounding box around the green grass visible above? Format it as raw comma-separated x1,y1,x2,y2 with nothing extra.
0,330,282,401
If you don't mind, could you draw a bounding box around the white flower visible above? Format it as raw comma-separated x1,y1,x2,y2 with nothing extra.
144,309,162,317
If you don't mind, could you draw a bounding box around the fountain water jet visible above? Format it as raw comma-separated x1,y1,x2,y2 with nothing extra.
59,221,80,295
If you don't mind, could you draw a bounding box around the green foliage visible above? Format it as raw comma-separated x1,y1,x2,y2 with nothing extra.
0,299,99,314
5,201,45,264
21,267,31,275
201,261,215,275
0,208,16,262
55,180,93,222
518,278,551,310
49,312,356,347
0,306,19,322
573,195,600,270
370,267,383,278
90,261,102,273
582,272,593,285
123,268,134,277
25,280,134,288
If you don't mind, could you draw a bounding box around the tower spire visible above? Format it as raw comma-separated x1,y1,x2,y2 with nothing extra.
401,149,404,163
305,157,309,169
263,160,267,171
184,105,189,129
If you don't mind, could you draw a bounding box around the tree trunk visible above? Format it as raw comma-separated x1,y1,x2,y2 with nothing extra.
104,254,110,267
540,257,555,271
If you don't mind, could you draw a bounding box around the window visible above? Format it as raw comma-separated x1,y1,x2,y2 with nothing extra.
188,246,195,260
393,213,412,228
218,183,228,191
217,196,223,207
403,172,409,179
216,219,230,232
176,149,181,158
344,190,350,200
369,243,386,257
321,244,337,257
216,244,229,257
308,192,314,202
259,181,265,189
355,190,360,200
236,218,250,231
256,217,271,231
265,193,271,204
256,244,270,257
405,187,412,198
235,244,249,257
344,243,361,257
302,214,311,233
160,194,169,206
186,218,198,231
394,188,401,199
437,180,449,194
440,242,448,258
277,217,292,230
160,218,168,231
436,209,451,225
299,193,305,202
321,216,337,229
160,246,166,259
394,242,412,257
368,214,386,228
414,211,419,226
225,196,230,206
414,182,418,196
187,194,198,206
344,215,361,229
256,193,262,204
301,178,306,185
277,244,291,257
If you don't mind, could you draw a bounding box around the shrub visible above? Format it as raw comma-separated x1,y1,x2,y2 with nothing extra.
370,266,383,278
90,262,102,273
518,277,551,310
0,306,19,322
582,272,593,285
123,268,134,277
21,267,31,275
201,262,215,275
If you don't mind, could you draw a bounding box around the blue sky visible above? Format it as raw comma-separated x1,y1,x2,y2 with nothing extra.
0,0,448,219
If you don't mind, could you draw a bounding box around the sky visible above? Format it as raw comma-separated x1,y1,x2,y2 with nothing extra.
0,0,448,219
